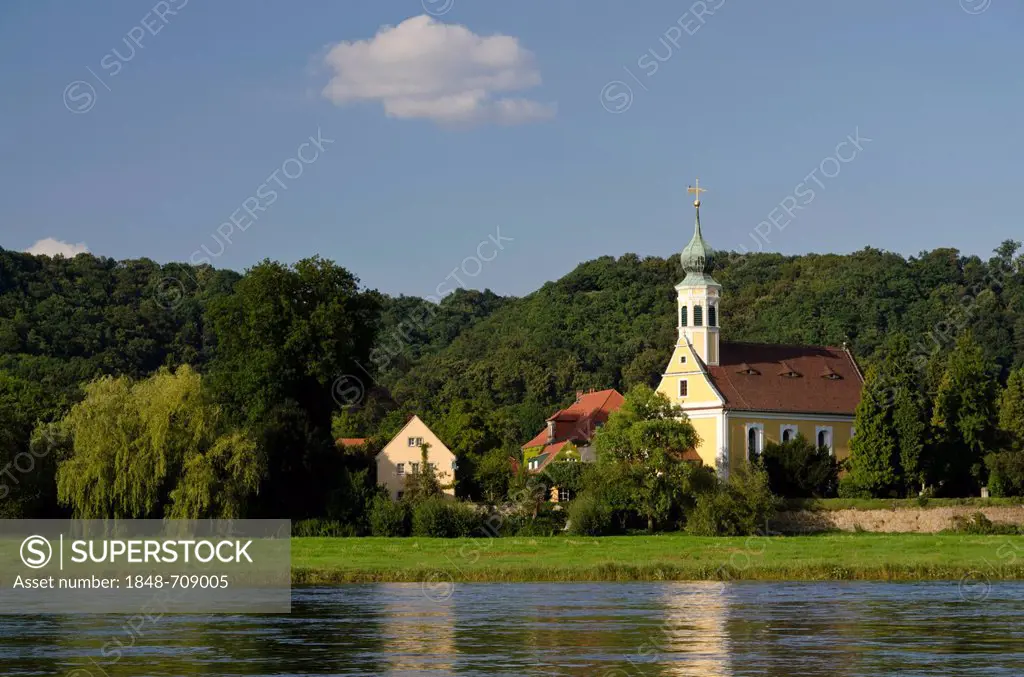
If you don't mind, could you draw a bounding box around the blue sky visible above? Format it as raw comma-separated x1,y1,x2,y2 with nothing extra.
1,0,1022,297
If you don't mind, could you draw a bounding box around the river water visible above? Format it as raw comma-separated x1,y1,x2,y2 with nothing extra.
2,582,1023,676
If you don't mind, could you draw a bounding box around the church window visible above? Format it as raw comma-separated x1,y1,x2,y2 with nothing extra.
693,306,703,327
680,306,688,326
781,425,798,443
816,426,833,454
709,305,717,327
747,424,763,458
679,380,688,397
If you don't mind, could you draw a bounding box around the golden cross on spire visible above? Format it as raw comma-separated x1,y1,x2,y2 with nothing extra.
687,178,706,207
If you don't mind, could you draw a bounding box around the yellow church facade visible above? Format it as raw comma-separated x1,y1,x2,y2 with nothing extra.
656,182,863,477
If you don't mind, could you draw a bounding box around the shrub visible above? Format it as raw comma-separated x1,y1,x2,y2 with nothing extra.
685,466,778,536
948,511,1021,535
293,519,358,537
566,493,614,536
369,495,410,537
985,451,1024,497
760,434,839,498
837,475,873,499
411,497,482,538
512,505,568,536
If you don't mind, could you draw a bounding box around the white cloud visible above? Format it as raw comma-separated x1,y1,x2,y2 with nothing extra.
321,15,555,126
26,238,90,258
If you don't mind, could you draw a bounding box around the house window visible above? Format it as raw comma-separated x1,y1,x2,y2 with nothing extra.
679,380,688,397
397,491,404,500
781,425,798,443
746,423,764,459
396,463,405,476
411,462,420,474
816,426,833,454
558,488,571,502
428,463,437,471
708,305,717,327
693,305,703,327
408,436,423,447
680,306,688,327
680,355,687,364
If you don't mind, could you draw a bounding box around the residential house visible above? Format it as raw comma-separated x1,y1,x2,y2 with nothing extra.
375,415,457,501
521,388,625,502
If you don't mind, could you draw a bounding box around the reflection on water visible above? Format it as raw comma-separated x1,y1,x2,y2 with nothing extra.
2,582,1024,676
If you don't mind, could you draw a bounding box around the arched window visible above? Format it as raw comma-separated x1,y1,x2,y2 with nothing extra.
816,426,833,454
680,306,688,327
748,427,759,457
708,305,717,327
693,306,703,327
781,425,797,443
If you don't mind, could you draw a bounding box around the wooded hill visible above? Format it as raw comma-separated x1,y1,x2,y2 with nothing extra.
1,241,1022,517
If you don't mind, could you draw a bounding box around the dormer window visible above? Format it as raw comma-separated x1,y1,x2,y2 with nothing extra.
821,366,843,380
736,362,759,376
778,361,801,378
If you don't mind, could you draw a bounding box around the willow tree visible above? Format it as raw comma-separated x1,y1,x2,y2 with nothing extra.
55,365,261,519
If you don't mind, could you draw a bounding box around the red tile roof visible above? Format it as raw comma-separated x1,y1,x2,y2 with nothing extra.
706,342,863,415
522,389,625,450
337,438,367,448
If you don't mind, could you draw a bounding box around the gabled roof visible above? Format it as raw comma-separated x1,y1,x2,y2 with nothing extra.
374,415,454,460
337,437,367,448
522,389,625,450
706,342,863,415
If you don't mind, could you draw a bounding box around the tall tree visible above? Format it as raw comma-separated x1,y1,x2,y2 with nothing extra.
998,367,1024,452
593,384,699,531
204,257,380,517
847,364,900,496
930,332,999,494
0,372,57,517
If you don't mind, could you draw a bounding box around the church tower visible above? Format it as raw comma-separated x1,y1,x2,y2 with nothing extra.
677,180,720,366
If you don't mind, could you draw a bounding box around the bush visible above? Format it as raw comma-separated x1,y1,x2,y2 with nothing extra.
293,519,358,537
837,475,873,499
566,493,614,536
760,434,839,498
948,511,1022,535
508,505,568,536
985,451,1024,497
369,495,410,536
411,497,482,538
685,466,778,536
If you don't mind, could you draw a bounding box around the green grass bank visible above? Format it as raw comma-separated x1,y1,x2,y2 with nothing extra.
291,533,1024,584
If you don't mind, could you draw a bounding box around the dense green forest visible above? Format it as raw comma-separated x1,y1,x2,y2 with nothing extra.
1,240,1023,522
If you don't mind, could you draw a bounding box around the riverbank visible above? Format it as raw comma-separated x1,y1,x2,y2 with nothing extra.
291,533,1024,583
